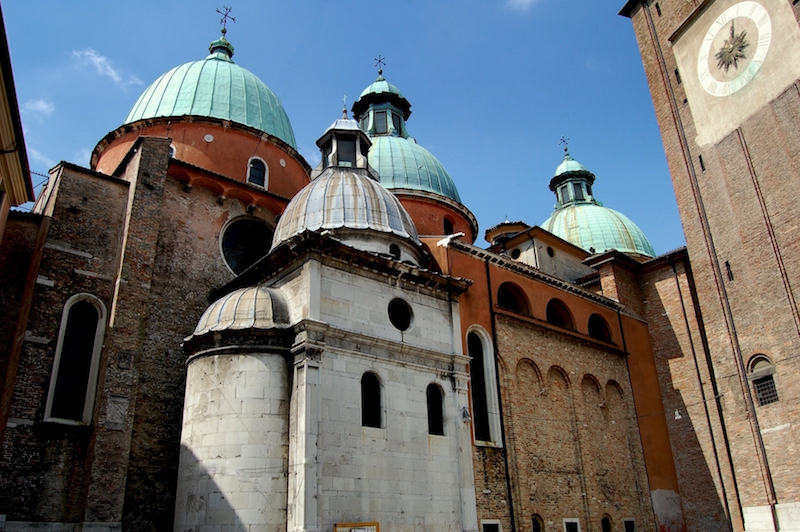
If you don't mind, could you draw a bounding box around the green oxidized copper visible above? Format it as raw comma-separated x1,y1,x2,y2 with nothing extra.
542,151,655,258
124,37,297,149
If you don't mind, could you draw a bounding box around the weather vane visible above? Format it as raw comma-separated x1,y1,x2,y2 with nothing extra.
216,6,235,36
374,55,386,76
559,135,570,154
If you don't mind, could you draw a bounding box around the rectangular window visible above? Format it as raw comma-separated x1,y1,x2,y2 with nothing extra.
392,113,402,134
359,116,369,132
624,520,635,532
559,186,568,205
675,68,682,84
375,111,388,134
337,138,356,167
655,2,661,16
754,375,779,405
563,519,580,532
481,521,501,532
699,155,706,172
573,183,585,201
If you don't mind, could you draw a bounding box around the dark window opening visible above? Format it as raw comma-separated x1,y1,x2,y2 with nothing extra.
337,137,356,167
375,111,388,134
482,525,500,532
725,260,734,281
361,372,382,427
547,246,555,258
588,314,613,343
511,248,521,260
558,186,568,205
427,383,445,435
565,523,579,532
50,301,99,421
655,2,662,16
392,113,402,135
497,282,531,316
359,116,369,132
169,145,175,158
248,159,266,187
388,298,412,331
468,332,491,441
624,520,635,532
389,243,401,260
444,217,455,235
675,68,682,85
532,515,544,532
586,183,592,196
754,375,779,405
321,144,331,169
699,154,706,172
546,299,574,330
222,219,274,274
602,517,611,532
573,183,585,201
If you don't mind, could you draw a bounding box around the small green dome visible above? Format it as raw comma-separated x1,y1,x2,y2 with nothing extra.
369,136,461,202
124,38,297,148
543,150,655,258
542,204,655,258
359,76,404,99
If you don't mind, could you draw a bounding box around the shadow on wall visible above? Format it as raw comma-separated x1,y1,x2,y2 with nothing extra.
644,290,732,532
173,444,249,532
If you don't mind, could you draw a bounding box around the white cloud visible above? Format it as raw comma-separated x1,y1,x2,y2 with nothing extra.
505,0,541,10
73,148,92,166
29,147,55,169
72,48,142,87
22,99,55,119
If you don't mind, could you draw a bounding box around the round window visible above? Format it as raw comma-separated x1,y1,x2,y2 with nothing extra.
547,246,555,258
511,248,521,260
221,218,273,274
388,298,413,331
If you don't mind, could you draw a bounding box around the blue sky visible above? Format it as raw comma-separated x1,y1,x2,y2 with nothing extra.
4,1,686,253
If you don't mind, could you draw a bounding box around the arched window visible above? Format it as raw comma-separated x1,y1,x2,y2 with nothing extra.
45,294,107,424
601,516,612,532
749,355,779,406
588,313,613,343
532,514,545,532
497,282,531,316
467,328,502,444
546,298,574,330
427,383,445,435
443,216,455,235
361,372,382,428
247,158,267,188
221,218,274,274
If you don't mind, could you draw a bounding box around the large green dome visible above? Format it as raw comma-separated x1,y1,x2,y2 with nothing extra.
124,38,297,149
543,151,655,258
368,136,461,202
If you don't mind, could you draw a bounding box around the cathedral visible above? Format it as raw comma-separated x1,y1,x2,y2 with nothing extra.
0,1,798,532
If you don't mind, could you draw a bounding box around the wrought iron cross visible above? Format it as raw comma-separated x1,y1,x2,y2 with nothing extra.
374,55,386,75
559,135,570,154
216,6,235,35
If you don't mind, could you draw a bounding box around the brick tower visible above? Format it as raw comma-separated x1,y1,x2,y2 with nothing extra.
620,1,800,531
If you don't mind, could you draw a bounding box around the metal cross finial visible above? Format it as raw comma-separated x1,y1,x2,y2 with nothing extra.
216,6,235,36
559,135,571,154
374,55,386,76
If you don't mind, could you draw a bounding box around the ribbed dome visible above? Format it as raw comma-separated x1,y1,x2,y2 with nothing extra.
542,204,655,258
124,38,297,148
188,284,290,340
271,168,420,251
359,76,405,100
369,136,461,202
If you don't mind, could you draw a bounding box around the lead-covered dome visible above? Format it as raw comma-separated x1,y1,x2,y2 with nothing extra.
271,168,420,249
124,37,297,148
542,151,655,258
188,284,290,341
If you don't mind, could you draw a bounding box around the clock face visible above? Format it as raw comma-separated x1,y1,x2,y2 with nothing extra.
697,1,772,97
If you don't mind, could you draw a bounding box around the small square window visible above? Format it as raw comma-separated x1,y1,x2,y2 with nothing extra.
624,520,635,532
754,375,779,405
481,521,501,532
563,519,580,532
